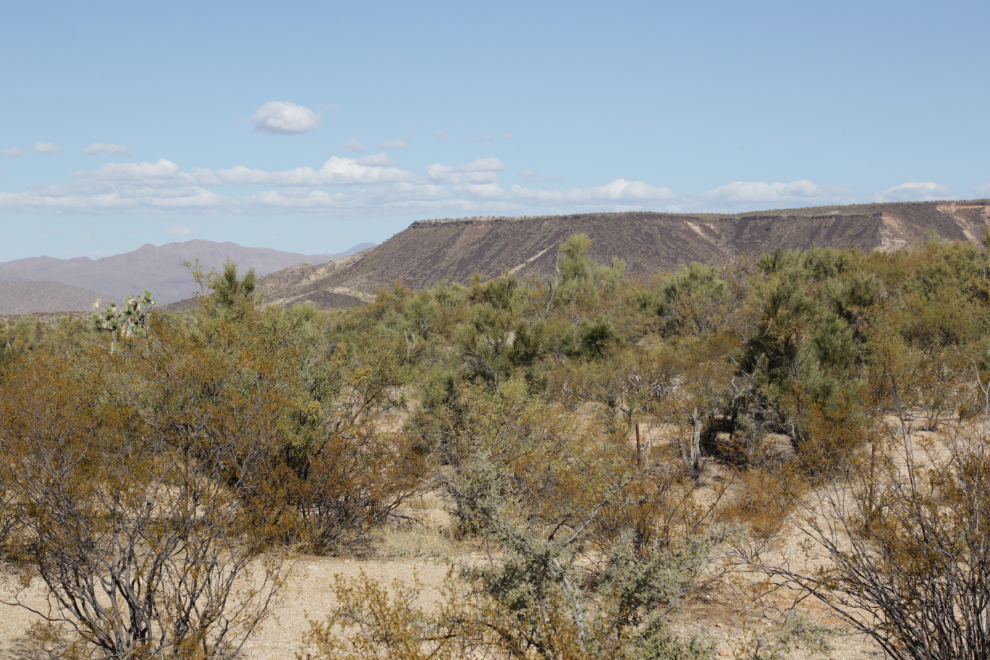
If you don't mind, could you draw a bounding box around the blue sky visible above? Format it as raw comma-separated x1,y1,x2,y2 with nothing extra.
1,0,988,261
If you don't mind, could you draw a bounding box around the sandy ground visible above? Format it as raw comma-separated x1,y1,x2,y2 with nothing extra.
0,552,884,660
0,509,887,660
1,416,943,659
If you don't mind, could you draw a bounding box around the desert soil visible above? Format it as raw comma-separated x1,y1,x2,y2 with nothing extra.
0,524,884,660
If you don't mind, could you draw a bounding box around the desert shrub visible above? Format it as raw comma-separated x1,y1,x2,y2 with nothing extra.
551,233,626,307
746,358,990,660
0,321,291,659
403,372,737,657
256,305,425,553
638,262,731,336
302,450,729,660
284,422,425,553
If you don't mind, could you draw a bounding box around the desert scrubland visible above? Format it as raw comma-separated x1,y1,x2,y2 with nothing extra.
1,235,989,659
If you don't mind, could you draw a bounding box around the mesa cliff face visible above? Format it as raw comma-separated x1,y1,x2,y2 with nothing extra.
258,200,990,309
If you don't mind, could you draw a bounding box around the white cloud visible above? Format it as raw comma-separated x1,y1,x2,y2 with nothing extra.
975,183,990,196
166,224,193,236
436,131,450,138
512,179,675,203
1,148,24,157
427,158,505,185
0,187,230,213
459,158,504,173
33,142,63,154
84,143,132,156
467,135,492,143
503,133,514,139
702,180,854,205
0,152,864,222
78,159,196,186
190,167,222,186
380,140,409,150
873,182,954,202
458,183,509,199
252,101,321,134
215,156,417,186
357,154,396,166
339,139,367,153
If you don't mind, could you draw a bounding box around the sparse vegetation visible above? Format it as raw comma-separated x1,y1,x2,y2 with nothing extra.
2,233,990,659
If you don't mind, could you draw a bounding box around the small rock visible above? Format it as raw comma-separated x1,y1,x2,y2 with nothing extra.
715,622,725,628
718,651,730,658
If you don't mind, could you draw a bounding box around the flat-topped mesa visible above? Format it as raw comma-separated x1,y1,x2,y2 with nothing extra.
254,199,990,309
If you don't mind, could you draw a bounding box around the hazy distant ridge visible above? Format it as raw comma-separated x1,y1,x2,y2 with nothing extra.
0,240,375,310
0,281,113,315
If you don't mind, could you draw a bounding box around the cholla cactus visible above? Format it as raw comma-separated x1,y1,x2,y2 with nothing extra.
92,289,156,341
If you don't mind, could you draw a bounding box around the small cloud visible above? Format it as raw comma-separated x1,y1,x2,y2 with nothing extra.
84,143,132,156
0,147,25,157
339,138,367,153
436,131,450,138
117,227,136,234
216,156,416,186
357,154,396,166
512,179,676,203
166,224,193,236
78,158,189,184
33,142,63,154
80,232,94,242
252,101,321,134
703,180,853,204
974,183,990,196
466,135,492,143
503,133,514,139
874,181,954,202
319,103,340,112
458,158,504,173
427,158,505,184
380,140,409,150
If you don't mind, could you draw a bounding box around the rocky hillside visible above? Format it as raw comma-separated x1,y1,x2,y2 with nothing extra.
258,200,990,308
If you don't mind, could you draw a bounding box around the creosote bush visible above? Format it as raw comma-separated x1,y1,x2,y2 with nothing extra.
0,322,292,660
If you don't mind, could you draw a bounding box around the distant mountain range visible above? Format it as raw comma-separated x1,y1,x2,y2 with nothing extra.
0,240,375,314
256,200,989,309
